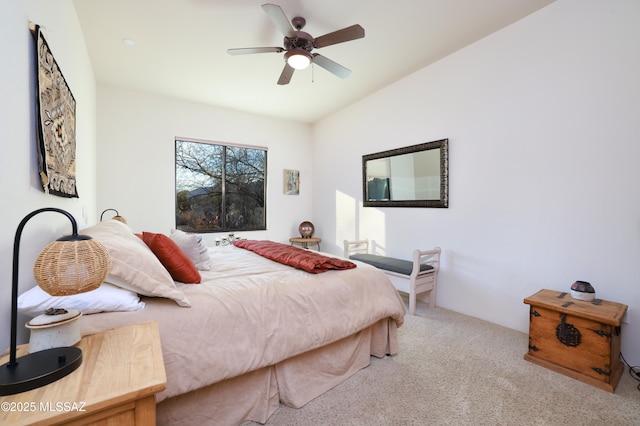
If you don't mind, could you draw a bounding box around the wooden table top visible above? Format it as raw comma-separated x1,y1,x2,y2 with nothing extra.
0,321,166,425
289,237,321,242
524,289,627,326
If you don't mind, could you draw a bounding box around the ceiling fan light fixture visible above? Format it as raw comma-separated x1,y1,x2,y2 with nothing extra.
285,49,312,70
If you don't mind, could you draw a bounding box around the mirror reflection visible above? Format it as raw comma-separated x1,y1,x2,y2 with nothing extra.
363,139,448,208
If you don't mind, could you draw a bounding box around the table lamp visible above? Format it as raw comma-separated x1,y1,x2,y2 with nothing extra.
100,208,127,224
0,208,110,395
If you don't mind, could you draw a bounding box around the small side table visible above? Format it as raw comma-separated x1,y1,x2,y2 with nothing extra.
290,237,321,250
0,321,166,425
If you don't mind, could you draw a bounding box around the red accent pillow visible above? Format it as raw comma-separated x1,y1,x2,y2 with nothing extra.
141,232,201,284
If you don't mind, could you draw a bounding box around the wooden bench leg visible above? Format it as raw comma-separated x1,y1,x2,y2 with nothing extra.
428,287,436,308
409,277,417,315
409,292,417,315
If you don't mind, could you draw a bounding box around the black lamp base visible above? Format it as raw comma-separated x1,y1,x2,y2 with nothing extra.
0,347,82,396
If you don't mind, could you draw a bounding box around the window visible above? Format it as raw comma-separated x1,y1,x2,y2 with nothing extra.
175,139,267,232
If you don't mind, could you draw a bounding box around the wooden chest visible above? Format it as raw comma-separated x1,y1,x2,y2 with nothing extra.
523,289,627,392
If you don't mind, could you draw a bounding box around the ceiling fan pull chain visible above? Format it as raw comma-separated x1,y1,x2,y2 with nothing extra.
312,63,315,83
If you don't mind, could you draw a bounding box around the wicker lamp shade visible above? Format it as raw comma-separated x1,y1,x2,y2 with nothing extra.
33,235,110,296
112,215,127,224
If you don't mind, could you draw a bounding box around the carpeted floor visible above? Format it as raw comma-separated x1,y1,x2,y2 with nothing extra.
249,299,640,425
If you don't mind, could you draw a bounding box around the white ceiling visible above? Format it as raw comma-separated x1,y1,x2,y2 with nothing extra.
72,0,555,124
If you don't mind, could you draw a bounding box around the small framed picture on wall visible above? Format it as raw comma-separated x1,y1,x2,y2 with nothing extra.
284,169,299,195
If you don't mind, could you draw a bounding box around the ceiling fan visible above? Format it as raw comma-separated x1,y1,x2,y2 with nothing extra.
227,3,365,85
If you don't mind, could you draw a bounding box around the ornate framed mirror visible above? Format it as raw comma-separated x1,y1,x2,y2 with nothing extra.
363,139,448,208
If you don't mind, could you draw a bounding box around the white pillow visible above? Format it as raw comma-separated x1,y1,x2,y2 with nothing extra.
81,220,191,307
170,229,211,271
18,283,145,317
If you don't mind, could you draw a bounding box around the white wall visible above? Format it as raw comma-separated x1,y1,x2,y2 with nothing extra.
312,0,640,364
95,85,314,245
5,0,638,368
1,0,98,350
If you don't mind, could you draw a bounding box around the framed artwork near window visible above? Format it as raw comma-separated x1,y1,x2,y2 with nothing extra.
284,169,299,195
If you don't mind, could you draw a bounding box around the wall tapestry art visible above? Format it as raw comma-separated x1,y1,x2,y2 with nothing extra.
34,24,78,198
284,169,299,195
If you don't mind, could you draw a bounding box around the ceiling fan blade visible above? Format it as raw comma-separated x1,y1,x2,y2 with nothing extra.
262,3,296,38
277,63,295,85
314,24,365,49
227,47,283,55
312,54,351,79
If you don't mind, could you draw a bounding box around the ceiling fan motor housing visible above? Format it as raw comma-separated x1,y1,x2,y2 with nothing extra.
284,31,314,52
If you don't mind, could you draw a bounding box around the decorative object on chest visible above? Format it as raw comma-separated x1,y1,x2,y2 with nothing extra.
570,280,596,301
523,289,627,392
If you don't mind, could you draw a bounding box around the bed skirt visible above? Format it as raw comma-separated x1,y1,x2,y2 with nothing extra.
156,317,398,426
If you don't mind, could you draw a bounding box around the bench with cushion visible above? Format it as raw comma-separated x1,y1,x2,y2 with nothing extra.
344,239,440,315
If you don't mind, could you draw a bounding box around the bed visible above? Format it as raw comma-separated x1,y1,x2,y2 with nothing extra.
19,220,406,425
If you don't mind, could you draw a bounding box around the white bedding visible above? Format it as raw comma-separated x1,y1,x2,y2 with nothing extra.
78,244,406,402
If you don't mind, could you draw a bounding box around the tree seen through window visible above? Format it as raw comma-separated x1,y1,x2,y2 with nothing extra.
175,139,266,232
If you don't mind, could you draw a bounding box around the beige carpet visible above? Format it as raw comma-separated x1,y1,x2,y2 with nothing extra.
249,299,640,425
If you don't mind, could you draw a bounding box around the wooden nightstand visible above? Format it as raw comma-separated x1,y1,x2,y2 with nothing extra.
0,321,166,425
290,237,321,250
524,289,627,392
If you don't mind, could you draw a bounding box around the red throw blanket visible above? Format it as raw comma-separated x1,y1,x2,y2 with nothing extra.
233,239,356,274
